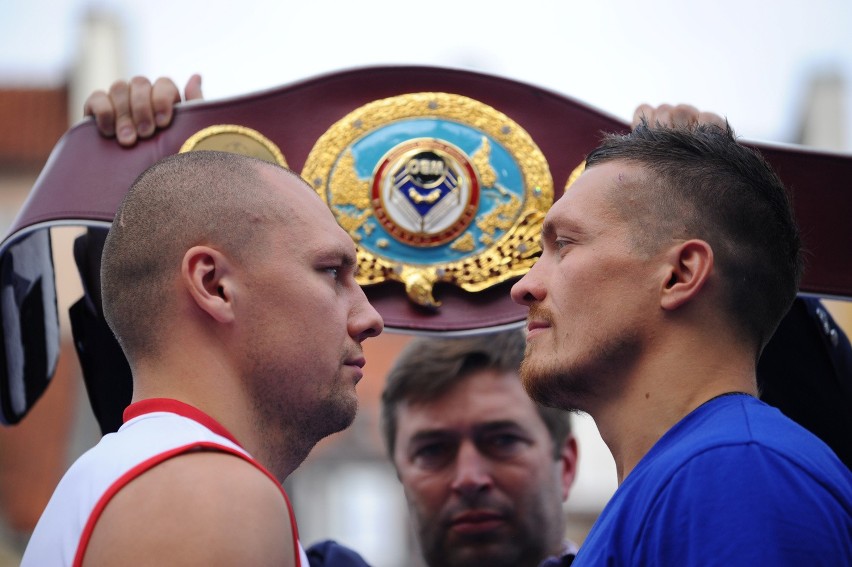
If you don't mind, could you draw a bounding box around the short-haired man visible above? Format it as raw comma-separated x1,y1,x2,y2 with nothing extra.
381,330,578,567
21,151,383,565
511,120,852,564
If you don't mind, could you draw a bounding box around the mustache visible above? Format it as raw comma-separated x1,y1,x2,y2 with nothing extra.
527,303,555,326
344,343,365,358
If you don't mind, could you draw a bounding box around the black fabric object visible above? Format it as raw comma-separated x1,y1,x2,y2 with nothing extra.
540,553,576,566
305,540,372,567
71,230,131,435
757,297,852,469
69,296,131,435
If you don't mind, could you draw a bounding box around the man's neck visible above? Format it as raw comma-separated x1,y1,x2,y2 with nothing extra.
589,340,757,484
130,355,304,482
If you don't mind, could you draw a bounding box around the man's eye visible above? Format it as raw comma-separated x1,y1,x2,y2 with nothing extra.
323,267,340,278
554,239,573,251
411,443,452,469
481,434,526,457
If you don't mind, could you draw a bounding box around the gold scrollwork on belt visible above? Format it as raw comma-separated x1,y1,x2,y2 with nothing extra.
303,93,555,309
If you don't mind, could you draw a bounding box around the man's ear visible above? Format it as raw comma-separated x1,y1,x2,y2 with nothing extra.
560,436,579,502
181,246,235,323
659,239,713,311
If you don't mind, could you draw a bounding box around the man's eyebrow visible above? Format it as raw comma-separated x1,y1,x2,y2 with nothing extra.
541,220,555,243
472,420,526,434
541,213,586,242
340,250,357,268
317,246,357,268
407,429,455,445
410,420,527,440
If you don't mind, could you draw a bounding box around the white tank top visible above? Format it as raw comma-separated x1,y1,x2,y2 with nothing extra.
21,398,306,566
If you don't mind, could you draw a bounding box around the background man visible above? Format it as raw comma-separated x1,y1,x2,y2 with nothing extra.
22,151,383,565
381,330,578,567
511,120,852,564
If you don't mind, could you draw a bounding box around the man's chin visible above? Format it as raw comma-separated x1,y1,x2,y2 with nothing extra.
520,361,560,404
331,398,358,433
313,394,358,440
440,541,519,567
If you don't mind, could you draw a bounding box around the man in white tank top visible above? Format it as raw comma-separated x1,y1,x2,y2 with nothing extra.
22,150,383,566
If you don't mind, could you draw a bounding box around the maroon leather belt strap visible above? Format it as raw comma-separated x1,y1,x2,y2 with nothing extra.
9,66,852,317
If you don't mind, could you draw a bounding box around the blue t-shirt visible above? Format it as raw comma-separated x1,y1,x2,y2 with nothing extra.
574,394,852,566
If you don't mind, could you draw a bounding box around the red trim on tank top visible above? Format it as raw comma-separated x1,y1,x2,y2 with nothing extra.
73,441,302,567
122,398,242,447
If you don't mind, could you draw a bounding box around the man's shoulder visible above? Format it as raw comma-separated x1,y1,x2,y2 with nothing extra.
23,406,293,566
630,395,851,516
577,396,852,566
105,449,286,511
652,396,851,515
83,451,296,565
664,395,846,472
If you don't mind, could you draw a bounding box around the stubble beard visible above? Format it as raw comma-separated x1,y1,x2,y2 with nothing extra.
520,347,594,412
417,516,542,567
416,487,560,567
270,367,358,444
520,320,641,412
247,352,358,474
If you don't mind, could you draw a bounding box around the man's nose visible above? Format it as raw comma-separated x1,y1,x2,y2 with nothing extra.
350,286,384,342
450,442,493,500
511,259,546,306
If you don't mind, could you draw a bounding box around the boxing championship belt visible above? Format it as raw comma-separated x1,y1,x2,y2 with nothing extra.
0,65,850,424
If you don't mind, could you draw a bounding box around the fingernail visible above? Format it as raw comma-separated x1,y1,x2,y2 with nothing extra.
118,126,135,144
137,121,153,136
155,112,168,127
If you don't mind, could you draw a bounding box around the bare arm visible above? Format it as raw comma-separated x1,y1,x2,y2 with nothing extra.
82,451,296,566
83,74,204,146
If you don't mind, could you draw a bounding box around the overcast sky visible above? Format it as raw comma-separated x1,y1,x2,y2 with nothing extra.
2,0,851,149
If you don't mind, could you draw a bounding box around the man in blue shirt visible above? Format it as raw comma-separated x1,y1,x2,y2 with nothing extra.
511,114,852,565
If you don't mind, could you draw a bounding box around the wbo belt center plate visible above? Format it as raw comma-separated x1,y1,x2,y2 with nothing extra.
302,92,554,309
